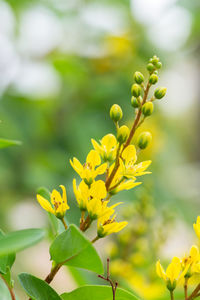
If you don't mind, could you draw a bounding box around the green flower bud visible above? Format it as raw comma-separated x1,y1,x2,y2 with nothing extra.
133,71,144,84
110,104,123,122
117,125,130,144
146,63,155,73
131,96,142,108
131,84,141,97
153,70,158,75
154,87,167,99
149,74,158,85
137,131,152,149
142,102,154,116
152,55,159,65
156,61,162,69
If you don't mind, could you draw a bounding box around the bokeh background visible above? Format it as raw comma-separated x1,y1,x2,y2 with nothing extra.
0,0,200,299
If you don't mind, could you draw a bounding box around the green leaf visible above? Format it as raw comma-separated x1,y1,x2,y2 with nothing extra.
0,228,45,257
0,138,21,149
0,231,15,274
0,278,12,300
61,285,139,300
18,273,62,300
50,224,103,274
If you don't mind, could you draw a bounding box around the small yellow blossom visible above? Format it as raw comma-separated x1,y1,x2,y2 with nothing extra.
37,185,69,219
91,134,117,162
156,257,189,290
107,145,150,193
97,209,127,238
182,245,200,277
121,145,151,179
193,216,200,239
70,150,107,185
73,179,89,211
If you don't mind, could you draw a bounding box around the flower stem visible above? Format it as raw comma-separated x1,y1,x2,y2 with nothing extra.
184,277,188,300
61,218,68,230
105,83,150,191
0,274,16,300
91,236,100,243
170,290,174,300
98,258,118,300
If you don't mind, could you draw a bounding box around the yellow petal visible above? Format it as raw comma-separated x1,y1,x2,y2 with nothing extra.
95,162,107,176
101,134,117,151
51,189,62,205
37,194,54,214
91,139,101,153
70,158,83,177
122,145,137,164
156,260,167,281
190,245,199,260
90,180,107,199
60,185,67,203
116,180,141,192
86,150,101,167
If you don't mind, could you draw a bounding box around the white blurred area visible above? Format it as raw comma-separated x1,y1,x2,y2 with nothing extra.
0,0,197,113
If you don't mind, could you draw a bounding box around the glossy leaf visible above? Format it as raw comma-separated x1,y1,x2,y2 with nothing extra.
0,228,45,257
61,285,139,300
50,224,103,274
0,231,15,274
0,138,21,149
19,273,62,300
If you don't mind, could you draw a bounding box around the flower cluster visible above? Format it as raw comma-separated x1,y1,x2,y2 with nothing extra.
156,216,200,299
36,55,167,242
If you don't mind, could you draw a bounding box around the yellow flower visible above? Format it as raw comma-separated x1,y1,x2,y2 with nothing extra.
91,134,117,162
37,185,69,219
70,150,107,185
156,257,189,291
97,208,127,238
193,216,200,239
121,145,151,179
182,245,200,276
107,145,150,193
73,179,89,211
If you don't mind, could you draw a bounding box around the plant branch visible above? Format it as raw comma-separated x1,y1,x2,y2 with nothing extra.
0,274,16,300
44,263,62,284
188,284,200,300
123,82,150,149
98,258,118,300
105,144,121,190
105,83,150,191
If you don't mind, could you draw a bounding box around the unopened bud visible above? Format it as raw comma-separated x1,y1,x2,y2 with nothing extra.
137,131,152,149
149,74,158,85
131,84,141,97
154,87,167,99
147,63,155,73
131,96,142,108
117,125,130,144
156,61,162,69
110,104,123,122
142,102,154,116
152,55,159,65
133,71,144,84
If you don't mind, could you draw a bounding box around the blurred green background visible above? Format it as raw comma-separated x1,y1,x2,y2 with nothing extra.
0,0,200,299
